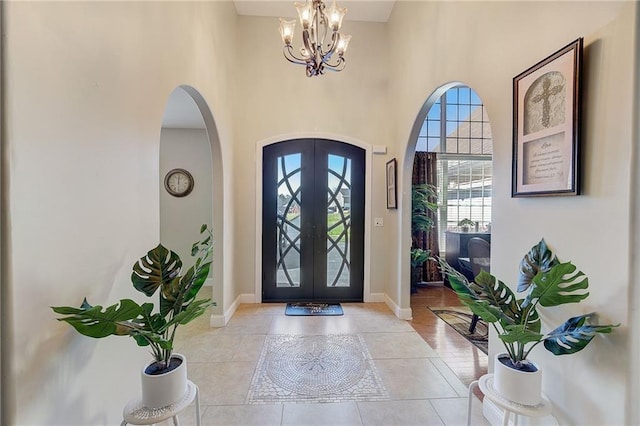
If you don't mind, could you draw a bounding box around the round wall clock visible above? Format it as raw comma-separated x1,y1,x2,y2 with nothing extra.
164,168,194,197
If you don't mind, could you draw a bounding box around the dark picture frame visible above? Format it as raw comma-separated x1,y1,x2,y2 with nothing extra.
512,38,583,197
386,158,397,209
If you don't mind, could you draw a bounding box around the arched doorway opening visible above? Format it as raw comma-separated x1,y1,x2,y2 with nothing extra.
412,85,493,288
159,85,224,324
402,82,493,387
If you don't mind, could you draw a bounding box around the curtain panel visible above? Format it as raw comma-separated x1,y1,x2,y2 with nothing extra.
412,152,442,282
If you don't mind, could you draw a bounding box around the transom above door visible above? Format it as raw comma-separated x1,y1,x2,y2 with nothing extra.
262,139,365,302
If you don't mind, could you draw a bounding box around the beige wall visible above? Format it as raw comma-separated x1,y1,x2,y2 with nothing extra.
388,1,636,424
1,0,638,425
233,16,395,305
3,1,236,424
160,127,213,273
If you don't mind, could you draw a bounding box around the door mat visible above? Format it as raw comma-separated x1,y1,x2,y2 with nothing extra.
428,306,488,354
285,303,344,316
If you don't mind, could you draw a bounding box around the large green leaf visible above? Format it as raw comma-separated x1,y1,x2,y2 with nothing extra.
445,271,476,303
52,298,142,338
165,298,213,328
185,261,212,302
499,324,543,345
131,244,182,297
518,302,541,334
468,271,521,324
525,262,589,308
139,302,166,332
132,328,173,349
159,275,183,317
543,313,619,355
438,259,520,326
518,239,559,292
464,300,504,323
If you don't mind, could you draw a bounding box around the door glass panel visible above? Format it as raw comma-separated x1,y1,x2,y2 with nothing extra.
326,154,351,287
276,153,302,287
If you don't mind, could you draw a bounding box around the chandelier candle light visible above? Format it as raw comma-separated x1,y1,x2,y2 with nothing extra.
279,0,351,77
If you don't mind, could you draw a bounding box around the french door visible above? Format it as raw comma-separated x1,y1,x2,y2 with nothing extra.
262,139,365,302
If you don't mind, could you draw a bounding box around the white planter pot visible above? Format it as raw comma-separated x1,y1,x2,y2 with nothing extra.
141,353,188,408
493,353,542,406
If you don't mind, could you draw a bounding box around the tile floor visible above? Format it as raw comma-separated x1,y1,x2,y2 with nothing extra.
160,286,490,426
408,285,488,390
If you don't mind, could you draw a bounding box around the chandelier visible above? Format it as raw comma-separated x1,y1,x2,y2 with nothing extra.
278,0,352,77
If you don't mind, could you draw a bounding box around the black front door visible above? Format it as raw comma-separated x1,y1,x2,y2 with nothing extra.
262,139,365,302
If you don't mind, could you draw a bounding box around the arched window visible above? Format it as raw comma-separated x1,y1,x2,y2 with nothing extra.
417,86,492,254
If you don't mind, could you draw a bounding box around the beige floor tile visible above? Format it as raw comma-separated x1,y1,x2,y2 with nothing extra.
232,334,266,362
357,399,444,426
374,358,459,399
234,303,287,316
341,303,393,316
222,314,274,334
175,333,245,363
430,396,490,426
188,361,256,405
201,404,283,425
269,315,358,335
430,358,470,397
282,402,363,425
349,315,416,333
163,300,485,426
361,332,439,359
175,311,221,340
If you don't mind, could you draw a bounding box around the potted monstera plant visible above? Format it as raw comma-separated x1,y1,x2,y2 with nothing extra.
437,239,618,405
52,224,215,408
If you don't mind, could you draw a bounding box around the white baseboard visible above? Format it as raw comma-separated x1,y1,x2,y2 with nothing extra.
367,292,386,303
210,291,412,324
209,313,226,328
384,294,413,320
238,293,256,304
209,293,255,328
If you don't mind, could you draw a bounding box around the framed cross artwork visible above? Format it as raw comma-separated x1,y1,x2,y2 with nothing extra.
512,38,583,197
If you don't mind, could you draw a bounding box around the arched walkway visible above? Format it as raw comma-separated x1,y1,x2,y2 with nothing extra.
160,85,225,323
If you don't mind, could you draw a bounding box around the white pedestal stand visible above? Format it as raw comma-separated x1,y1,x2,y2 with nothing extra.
121,380,201,426
468,374,552,426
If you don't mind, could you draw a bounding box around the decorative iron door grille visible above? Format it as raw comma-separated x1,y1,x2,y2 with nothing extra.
262,139,365,302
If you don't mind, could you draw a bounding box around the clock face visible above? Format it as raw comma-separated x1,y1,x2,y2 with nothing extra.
164,168,194,197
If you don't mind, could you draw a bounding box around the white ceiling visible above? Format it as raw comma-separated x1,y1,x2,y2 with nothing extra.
163,1,396,129
234,0,396,23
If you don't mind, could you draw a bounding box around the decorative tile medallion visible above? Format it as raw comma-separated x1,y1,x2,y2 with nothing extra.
247,334,389,404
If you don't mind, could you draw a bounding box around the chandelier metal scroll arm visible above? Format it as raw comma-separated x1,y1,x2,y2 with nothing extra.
301,29,316,63
320,31,339,64
282,44,310,66
320,57,346,73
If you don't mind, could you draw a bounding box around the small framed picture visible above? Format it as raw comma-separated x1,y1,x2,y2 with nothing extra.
386,158,397,209
512,38,583,197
